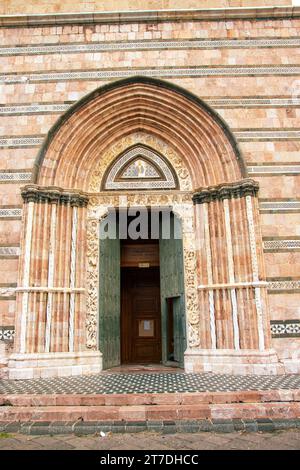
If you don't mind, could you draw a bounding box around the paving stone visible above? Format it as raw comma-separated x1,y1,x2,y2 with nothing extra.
1,372,300,395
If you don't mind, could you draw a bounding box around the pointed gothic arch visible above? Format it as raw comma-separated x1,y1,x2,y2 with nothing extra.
33,76,247,191
9,77,282,380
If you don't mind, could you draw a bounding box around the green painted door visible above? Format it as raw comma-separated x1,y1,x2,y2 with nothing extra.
159,213,186,366
99,218,120,369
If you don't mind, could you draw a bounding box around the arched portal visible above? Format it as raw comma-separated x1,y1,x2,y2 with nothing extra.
9,77,282,379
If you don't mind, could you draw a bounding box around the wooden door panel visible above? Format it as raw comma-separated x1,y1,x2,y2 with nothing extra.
121,267,161,364
159,215,186,366
99,228,121,369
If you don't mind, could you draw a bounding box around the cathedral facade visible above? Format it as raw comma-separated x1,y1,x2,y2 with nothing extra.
0,1,299,379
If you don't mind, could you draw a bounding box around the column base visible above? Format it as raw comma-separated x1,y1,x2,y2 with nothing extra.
8,351,102,380
184,348,285,375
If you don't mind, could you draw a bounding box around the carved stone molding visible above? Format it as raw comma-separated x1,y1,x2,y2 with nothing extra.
85,192,200,350
88,133,192,193
21,184,89,207
193,179,259,205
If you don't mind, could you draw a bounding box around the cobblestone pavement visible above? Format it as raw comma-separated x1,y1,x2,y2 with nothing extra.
0,430,299,450
1,372,300,394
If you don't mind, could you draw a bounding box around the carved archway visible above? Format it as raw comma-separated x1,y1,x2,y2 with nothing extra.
9,77,283,379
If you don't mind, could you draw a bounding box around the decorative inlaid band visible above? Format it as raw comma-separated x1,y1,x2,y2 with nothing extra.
0,246,20,256
0,208,22,218
245,195,265,351
0,287,16,297
45,202,57,353
0,326,15,342
69,206,78,353
1,97,300,115
0,172,32,182
248,165,300,175
2,131,300,149
198,281,268,290
271,320,300,338
1,38,300,57
260,201,300,212
268,280,300,292
21,185,89,207
2,322,300,342
264,240,300,251
193,179,259,205
235,130,300,141
1,66,300,85
0,136,43,148
16,287,85,293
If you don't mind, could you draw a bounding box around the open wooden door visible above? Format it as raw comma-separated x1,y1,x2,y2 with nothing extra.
99,219,120,369
159,213,186,366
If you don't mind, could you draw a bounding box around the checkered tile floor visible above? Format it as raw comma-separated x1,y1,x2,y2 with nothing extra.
1,372,300,395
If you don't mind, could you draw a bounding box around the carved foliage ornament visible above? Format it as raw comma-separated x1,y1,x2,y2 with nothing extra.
85,193,200,350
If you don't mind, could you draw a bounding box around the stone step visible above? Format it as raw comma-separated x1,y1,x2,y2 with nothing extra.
1,389,300,407
0,402,300,422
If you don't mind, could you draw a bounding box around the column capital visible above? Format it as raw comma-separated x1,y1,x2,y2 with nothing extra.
21,184,89,207
192,178,259,205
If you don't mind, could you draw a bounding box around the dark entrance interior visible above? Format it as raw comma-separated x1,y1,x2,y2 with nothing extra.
99,209,186,369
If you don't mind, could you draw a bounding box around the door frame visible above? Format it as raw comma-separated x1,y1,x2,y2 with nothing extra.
86,197,199,371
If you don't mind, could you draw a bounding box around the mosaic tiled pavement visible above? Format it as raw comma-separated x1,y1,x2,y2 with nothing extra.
1,372,300,395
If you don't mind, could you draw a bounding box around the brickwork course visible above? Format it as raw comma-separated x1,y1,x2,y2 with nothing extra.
0,0,300,391
0,430,299,450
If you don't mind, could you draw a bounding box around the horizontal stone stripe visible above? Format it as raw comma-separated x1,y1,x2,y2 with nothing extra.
0,172,32,182
271,320,300,337
1,6,300,27
0,247,20,257
1,97,300,115
1,38,300,57
0,137,44,148
0,240,298,255
2,321,300,342
264,240,300,251
0,203,298,218
235,130,300,141
259,201,300,212
1,66,300,84
0,326,15,342
248,164,300,175
0,208,22,218
3,131,300,148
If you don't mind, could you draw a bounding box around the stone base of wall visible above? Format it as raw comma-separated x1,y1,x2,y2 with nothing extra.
184,349,285,375
8,351,102,380
281,359,300,375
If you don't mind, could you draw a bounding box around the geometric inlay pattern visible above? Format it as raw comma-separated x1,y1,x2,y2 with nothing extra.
268,280,300,291
1,372,300,394
1,38,300,57
0,326,15,342
270,320,300,338
264,240,300,250
1,66,300,85
104,145,177,190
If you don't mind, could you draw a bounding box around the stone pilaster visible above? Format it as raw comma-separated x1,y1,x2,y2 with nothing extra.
9,185,101,379
188,179,283,375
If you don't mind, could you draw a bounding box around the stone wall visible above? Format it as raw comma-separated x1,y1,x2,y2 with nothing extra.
0,5,299,373
0,1,293,15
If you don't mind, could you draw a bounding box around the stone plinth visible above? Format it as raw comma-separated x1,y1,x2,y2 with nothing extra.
8,351,102,380
184,349,285,375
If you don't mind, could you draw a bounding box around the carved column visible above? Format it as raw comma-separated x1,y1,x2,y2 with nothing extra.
9,185,102,379
187,179,283,375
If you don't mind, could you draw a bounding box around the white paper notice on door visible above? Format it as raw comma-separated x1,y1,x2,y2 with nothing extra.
144,320,150,331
